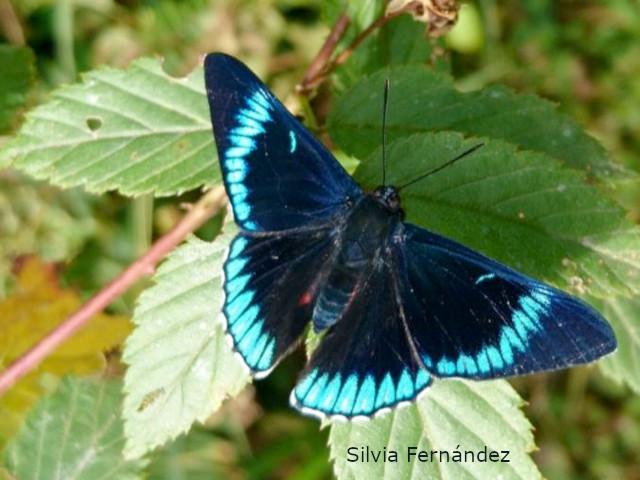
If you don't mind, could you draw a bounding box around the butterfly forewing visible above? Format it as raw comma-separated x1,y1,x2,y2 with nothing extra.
205,53,361,232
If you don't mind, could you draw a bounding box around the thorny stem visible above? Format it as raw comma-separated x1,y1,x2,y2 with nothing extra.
0,186,228,397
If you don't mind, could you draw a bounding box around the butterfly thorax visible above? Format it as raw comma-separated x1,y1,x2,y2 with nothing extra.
372,186,403,216
311,194,402,332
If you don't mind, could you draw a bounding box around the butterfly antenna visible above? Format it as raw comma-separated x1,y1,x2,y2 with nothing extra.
381,79,390,186
398,143,485,191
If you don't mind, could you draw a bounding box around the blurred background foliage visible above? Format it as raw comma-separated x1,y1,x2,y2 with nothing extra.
0,0,639,479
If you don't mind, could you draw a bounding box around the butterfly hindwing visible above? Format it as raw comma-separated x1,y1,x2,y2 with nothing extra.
205,53,362,232
223,228,336,377
396,224,617,379
291,252,432,419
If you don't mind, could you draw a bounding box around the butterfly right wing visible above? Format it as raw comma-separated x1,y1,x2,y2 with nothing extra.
395,224,616,379
223,227,337,378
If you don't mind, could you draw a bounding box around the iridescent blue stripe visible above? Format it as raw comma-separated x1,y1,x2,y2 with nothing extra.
223,90,274,231
246,333,269,367
304,373,329,408
237,321,263,352
375,374,396,408
257,339,276,371
334,374,358,414
225,291,253,319
319,374,342,411
226,274,251,297
289,131,297,153
225,257,248,279
228,135,255,148
229,305,259,339
296,369,318,399
475,273,496,284
352,375,376,415
229,237,248,258
415,369,430,389
396,370,414,400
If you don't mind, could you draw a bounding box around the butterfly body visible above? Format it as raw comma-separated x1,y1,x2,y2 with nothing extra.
311,190,401,333
205,53,616,421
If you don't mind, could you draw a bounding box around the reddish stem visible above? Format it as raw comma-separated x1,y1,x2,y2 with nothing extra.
298,14,351,93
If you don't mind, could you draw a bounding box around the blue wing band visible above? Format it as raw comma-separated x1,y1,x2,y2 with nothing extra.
223,229,335,378
290,221,616,420
292,367,431,419
429,288,549,377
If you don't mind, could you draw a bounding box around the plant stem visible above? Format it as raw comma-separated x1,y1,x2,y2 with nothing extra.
298,13,351,93
0,186,228,397
297,94,319,131
133,194,154,257
53,0,76,82
0,0,25,45
298,1,424,93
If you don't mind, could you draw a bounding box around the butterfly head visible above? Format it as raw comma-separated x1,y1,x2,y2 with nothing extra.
372,186,402,215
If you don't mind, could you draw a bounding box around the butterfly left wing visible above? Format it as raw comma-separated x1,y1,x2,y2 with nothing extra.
290,253,433,420
396,224,617,379
206,54,364,378
205,53,362,232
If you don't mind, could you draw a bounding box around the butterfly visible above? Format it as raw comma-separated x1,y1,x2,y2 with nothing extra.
204,53,616,421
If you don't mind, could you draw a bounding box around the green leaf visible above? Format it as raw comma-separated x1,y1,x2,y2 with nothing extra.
122,231,250,459
3,377,146,480
329,66,619,180
329,379,540,480
596,296,640,393
354,132,640,298
145,426,241,480
321,0,386,29
0,58,216,196
0,172,95,296
0,45,35,134
347,0,387,29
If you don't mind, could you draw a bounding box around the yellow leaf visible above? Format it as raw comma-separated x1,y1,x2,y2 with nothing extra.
0,257,131,448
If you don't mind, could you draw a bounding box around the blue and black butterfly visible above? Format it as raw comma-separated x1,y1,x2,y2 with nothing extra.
204,53,616,420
